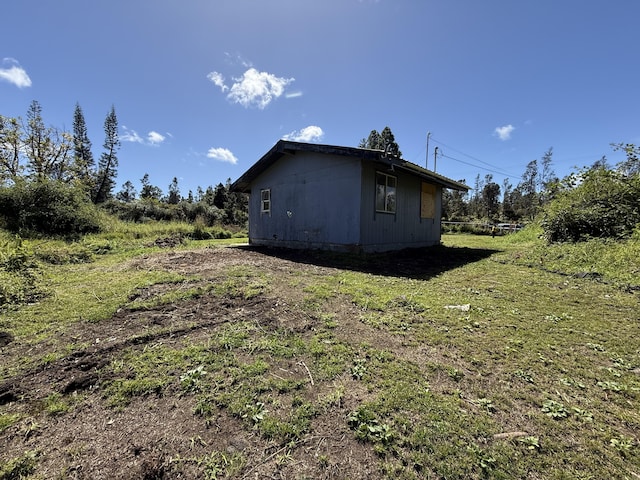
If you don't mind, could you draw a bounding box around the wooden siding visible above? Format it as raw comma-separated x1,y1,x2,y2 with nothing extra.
248,151,362,249
359,164,442,252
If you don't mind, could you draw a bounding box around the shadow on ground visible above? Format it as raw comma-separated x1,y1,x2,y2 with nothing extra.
236,244,500,280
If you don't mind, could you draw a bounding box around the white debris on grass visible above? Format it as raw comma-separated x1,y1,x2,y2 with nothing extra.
444,304,471,312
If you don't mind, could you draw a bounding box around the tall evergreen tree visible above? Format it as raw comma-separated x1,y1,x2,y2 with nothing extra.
116,180,137,202
93,106,120,203
482,181,501,219
140,173,162,200
213,182,228,209
167,177,181,204
24,100,48,180
202,186,216,206
72,103,95,191
359,126,402,157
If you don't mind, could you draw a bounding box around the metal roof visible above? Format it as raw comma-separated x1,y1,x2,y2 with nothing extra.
230,140,469,192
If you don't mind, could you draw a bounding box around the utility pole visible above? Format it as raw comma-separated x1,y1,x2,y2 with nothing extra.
426,131,431,169
434,146,439,173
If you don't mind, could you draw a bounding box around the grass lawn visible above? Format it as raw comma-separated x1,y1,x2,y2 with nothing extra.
1,230,639,478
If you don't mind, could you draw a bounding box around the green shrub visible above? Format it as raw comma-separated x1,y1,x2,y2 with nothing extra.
102,198,227,226
541,167,640,243
0,180,103,237
0,236,43,308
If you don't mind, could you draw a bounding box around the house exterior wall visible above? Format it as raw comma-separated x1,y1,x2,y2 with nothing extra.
247,151,362,250
358,164,442,252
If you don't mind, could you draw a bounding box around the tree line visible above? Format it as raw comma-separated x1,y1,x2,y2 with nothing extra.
443,148,558,224
0,100,120,203
0,100,248,235
363,127,640,243
443,143,640,242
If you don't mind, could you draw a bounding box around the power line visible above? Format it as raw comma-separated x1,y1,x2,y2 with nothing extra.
440,153,524,181
430,136,521,179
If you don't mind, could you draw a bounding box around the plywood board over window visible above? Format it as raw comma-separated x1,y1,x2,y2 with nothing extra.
421,182,436,219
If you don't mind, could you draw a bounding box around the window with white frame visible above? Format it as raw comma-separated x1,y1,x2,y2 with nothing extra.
260,188,271,214
375,172,396,213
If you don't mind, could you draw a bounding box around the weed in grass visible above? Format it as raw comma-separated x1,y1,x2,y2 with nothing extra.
320,313,338,329
242,401,267,425
559,377,586,389
19,419,40,440
42,393,70,416
447,367,464,382
0,413,21,433
104,377,166,408
597,380,628,393
610,435,635,456
320,385,345,410
275,450,294,467
180,365,208,394
194,396,217,425
196,451,246,480
259,401,317,442
472,397,495,413
317,454,330,469
611,356,634,370
467,443,497,472
513,369,535,384
586,342,606,352
541,399,569,419
517,435,541,451
351,357,368,380
572,407,594,422
347,406,394,447
0,450,38,479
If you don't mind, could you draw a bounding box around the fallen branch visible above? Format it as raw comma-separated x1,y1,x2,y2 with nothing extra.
492,431,529,440
298,361,314,386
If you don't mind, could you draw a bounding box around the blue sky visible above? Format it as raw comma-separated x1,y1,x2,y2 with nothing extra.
2,0,639,197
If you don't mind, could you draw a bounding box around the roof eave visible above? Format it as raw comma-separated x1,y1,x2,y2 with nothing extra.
230,140,469,192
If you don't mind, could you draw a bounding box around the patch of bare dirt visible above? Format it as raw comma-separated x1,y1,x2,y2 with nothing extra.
1,245,502,478
1,246,405,479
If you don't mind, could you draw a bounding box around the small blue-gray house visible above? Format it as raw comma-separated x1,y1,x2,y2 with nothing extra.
231,140,468,252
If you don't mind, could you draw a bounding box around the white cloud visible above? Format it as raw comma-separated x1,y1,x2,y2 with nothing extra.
207,147,238,164
285,91,303,99
207,71,228,92
121,126,144,144
226,68,294,109
147,131,165,145
122,126,168,146
283,125,324,143
494,124,515,141
0,58,32,88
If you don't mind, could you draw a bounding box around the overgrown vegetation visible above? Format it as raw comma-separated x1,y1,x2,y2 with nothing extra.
0,180,104,236
1,225,639,478
443,143,640,238
541,163,640,242
1,100,248,238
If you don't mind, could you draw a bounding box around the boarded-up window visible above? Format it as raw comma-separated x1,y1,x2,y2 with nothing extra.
421,182,436,219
